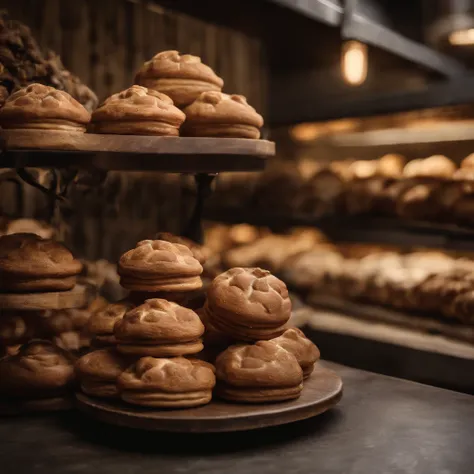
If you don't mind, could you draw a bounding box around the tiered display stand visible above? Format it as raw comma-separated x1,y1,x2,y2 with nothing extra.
0,130,342,431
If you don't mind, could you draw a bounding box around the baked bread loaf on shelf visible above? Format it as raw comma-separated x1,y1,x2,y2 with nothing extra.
118,356,216,408
135,50,223,108
89,85,185,136
182,91,263,139
0,83,91,132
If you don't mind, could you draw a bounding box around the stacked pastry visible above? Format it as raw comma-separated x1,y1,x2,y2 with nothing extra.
118,239,204,304
0,233,82,292
76,297,215,407
0,233,86,412
75,235,320,408
0,341,76,413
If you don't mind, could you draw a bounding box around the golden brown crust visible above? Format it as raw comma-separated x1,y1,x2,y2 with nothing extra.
89,85,185,136
182,92,263,138
88,301,134,337
214,342,303,403
0,83,90,130
120,356,216,389
135,50,223,107
215,341,303,389
155,232,209,264
118,239,203,279
268,328,320,376
0,233,82,278
114,298,204,344
207,267,291,328
0,340,75,398
75,348,132,397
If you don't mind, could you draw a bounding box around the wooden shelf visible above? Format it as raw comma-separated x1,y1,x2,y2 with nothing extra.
204,210,474,251
76,365,342,433
0,131,274,172
0,286,90,310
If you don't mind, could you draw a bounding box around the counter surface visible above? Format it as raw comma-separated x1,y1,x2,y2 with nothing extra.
1,361,473,474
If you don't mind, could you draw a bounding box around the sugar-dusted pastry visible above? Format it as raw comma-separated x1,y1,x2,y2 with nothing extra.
75,348,132,398
118,356,216,407
134,50,223,108
0,341,75,403
118,239,203,292
215,341,303,403
268,328,320,378
0,233,82,292
114,299,205,357
182,91,264,139
89,85,185,135
0,83,90,132
205,267,291,341
88,301,134,346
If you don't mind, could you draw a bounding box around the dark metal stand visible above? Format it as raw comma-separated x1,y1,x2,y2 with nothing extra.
183,173,217,243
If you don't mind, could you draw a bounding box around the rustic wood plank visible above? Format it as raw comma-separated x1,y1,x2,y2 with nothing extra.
59,1,90,84
0,286,89,310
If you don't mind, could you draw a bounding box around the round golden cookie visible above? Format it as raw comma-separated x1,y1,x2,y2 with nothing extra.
0,340,76,399
182,91,264,138
215,341,303,403
206,267,291,341
268,328,320,379
118,239,203,292
114,298,205,357
134,50,223,107
0,233,82,285
0,83,91,132
88,301,134,345
118,356,216,408
76,348,133,398
89,85,185,136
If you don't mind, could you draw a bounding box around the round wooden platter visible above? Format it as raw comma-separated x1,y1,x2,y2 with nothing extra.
75,364,342,433
0,130,274,172
0,285,90,310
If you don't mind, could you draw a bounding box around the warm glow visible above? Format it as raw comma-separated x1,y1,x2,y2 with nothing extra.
341,40,368,86
449,28,474,45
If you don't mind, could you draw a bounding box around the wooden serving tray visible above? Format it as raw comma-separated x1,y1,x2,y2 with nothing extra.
76,364,342,433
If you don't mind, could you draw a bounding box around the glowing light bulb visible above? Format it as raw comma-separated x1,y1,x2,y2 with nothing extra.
449,28,474,45
341,40,368,86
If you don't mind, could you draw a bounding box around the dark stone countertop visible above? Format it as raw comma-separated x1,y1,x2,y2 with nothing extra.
1,361,473,474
